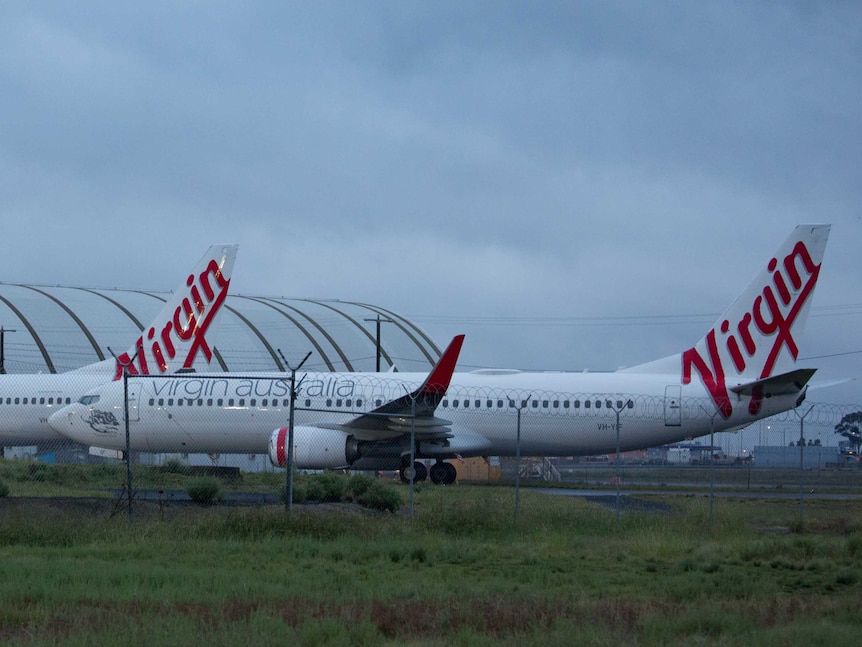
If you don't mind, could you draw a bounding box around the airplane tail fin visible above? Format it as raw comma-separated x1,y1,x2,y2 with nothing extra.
623,225,830,395
111,244,239,379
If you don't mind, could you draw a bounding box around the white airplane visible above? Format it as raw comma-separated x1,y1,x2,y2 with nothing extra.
49,225,830,485
0,244,238,446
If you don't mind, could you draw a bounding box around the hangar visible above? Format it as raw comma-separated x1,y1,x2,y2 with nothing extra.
0,283,441,376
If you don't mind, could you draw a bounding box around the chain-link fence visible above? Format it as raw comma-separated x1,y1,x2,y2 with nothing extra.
1,372,861,515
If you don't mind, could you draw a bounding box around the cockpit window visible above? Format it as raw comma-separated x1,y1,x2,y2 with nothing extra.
78,395,100,405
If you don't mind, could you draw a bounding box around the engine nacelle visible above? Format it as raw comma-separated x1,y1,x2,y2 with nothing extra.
268,426,359,469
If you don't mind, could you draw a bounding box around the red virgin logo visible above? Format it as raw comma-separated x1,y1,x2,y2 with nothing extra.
682,240,821,417
114,259,230,379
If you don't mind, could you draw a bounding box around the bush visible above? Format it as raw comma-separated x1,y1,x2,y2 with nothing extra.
0,480,9,497
355,480,402,513
185,477,224,505
347,474,375,498
304,473,346,503
160,458,191,475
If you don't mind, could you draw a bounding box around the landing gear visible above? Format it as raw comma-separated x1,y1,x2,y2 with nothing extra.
399,460,427,484
429,460,457,485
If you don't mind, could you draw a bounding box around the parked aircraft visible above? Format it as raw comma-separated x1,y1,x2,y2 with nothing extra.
0,244,237,446
49,225,830,485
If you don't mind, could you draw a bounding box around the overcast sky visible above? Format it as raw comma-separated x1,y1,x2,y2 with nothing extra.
2,1,860,404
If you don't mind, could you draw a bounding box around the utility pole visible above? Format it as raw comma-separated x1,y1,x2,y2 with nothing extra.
364,315,393,371
0,326,17,374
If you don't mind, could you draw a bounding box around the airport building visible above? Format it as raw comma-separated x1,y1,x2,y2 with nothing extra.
0,283,441,376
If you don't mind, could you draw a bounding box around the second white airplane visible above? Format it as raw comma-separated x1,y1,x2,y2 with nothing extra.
0,244,237,446
49,225,830,484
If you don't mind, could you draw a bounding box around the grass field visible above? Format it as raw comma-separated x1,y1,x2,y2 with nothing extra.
1,462,861,646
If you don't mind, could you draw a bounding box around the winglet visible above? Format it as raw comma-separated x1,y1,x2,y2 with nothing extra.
353,334,465,422
414,334,465,397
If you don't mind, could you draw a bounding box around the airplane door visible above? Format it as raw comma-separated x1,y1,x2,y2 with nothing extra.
664,386,682,427
126,383,140,422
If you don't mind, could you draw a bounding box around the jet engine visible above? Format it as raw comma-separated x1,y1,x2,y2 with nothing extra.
268,426,360,469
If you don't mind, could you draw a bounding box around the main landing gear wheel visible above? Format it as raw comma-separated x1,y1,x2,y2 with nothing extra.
429,461,457,485
400,460,428,484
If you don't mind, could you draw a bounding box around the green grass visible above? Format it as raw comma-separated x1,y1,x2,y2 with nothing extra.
0,479,861,645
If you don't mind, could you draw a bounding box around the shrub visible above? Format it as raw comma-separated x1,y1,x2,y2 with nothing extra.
0,480,9,497
160,458,191,475
347,474,375,498
185,477,224,505
355,480,402,513
304,473,346,503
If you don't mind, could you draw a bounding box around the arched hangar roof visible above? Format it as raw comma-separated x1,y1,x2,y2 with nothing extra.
0,283,441,375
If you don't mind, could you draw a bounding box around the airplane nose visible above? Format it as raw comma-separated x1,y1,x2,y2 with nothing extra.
48,406,84,442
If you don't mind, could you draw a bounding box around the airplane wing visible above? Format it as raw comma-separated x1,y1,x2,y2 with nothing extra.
335,334,465,439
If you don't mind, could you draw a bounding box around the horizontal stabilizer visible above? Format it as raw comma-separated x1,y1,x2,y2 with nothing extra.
729,368,817,397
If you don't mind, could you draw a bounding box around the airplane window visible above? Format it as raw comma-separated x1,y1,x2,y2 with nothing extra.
326,399,332,407
532,400,538,408
78,395,100,405
356,399,363,407
177,399,183,406
149,398,155,406
239,399,245,406
250,399,257,407
228,399,234,406
207,399,213,406
14,398,19,404
553,400,559,409
542,401,549,409
336,399,342,407
48,398,54,405
497,400,503,408
197,399,203,406
376,399,382,407
595,401,602,409
66,398,71,404
305,399,311,407
475,400,481,408
464,400,469,409
23,398,28,405
40,398,45,405
627,400,634,409
563,401,570,409
584,401,591,409
442,400,448,408
453,400,459,408
261,399,268,407
217,399,223,406
346,399,352,407
168,399,174,406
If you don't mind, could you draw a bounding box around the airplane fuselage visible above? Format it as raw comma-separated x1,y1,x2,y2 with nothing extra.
48,368,802,460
